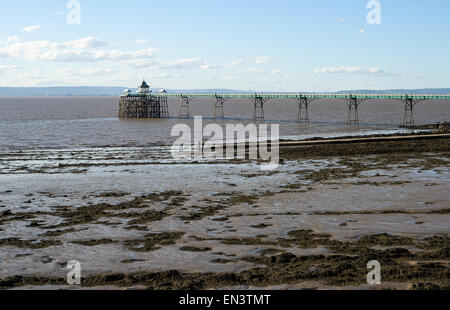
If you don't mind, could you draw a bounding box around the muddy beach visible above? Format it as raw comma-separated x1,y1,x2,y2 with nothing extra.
0,136,449,290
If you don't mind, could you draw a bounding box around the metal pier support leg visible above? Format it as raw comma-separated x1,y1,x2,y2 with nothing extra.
160,96,169,118
403,97,415,127
297,97,310,124
214,95,225,120
252,96,265,123
346,96,360,126
179,95,191,118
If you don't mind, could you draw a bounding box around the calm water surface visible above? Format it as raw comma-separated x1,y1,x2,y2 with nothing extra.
0,96,449,151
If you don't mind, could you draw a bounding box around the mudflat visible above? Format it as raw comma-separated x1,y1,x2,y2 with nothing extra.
0,136,448,290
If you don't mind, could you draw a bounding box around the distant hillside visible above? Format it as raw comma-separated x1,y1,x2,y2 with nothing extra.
163,89,255,94
0,87,449,97
0,87,126,97
0,87,254,97
336,89,450,95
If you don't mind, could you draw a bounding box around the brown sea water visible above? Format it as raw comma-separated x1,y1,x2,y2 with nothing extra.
1,96,449,151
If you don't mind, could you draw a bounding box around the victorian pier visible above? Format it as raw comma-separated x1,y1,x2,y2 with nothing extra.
119,81,450,126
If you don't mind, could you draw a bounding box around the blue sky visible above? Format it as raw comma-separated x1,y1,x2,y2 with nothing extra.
0,0,449,91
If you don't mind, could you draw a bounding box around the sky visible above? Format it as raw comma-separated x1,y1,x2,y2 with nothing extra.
0,0,449,91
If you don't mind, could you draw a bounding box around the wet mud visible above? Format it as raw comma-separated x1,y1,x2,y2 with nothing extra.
0,136,448,290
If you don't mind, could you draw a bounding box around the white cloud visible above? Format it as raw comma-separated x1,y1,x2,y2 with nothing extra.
0,66,184,87
157,58,207,69
135,39,149,44
0,65,20,75
221,76,239,81
248,68,280,75
0,38,159,63
338,18,345,23
114,57,207,71
224,59,245,67
200,64,218,70
61,68,115,76
5,36,20,44
22,25,41,33
254,56,273,65
315,66,376,74
147,73,181,80
0,65,19,70
0,68,44,86
314,66,421,79
63,37,108,49
0,36,212,85
0,36,211,71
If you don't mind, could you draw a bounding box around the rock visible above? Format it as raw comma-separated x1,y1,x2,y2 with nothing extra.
40,256,53,264
384,247,411,258
267,253,297,265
